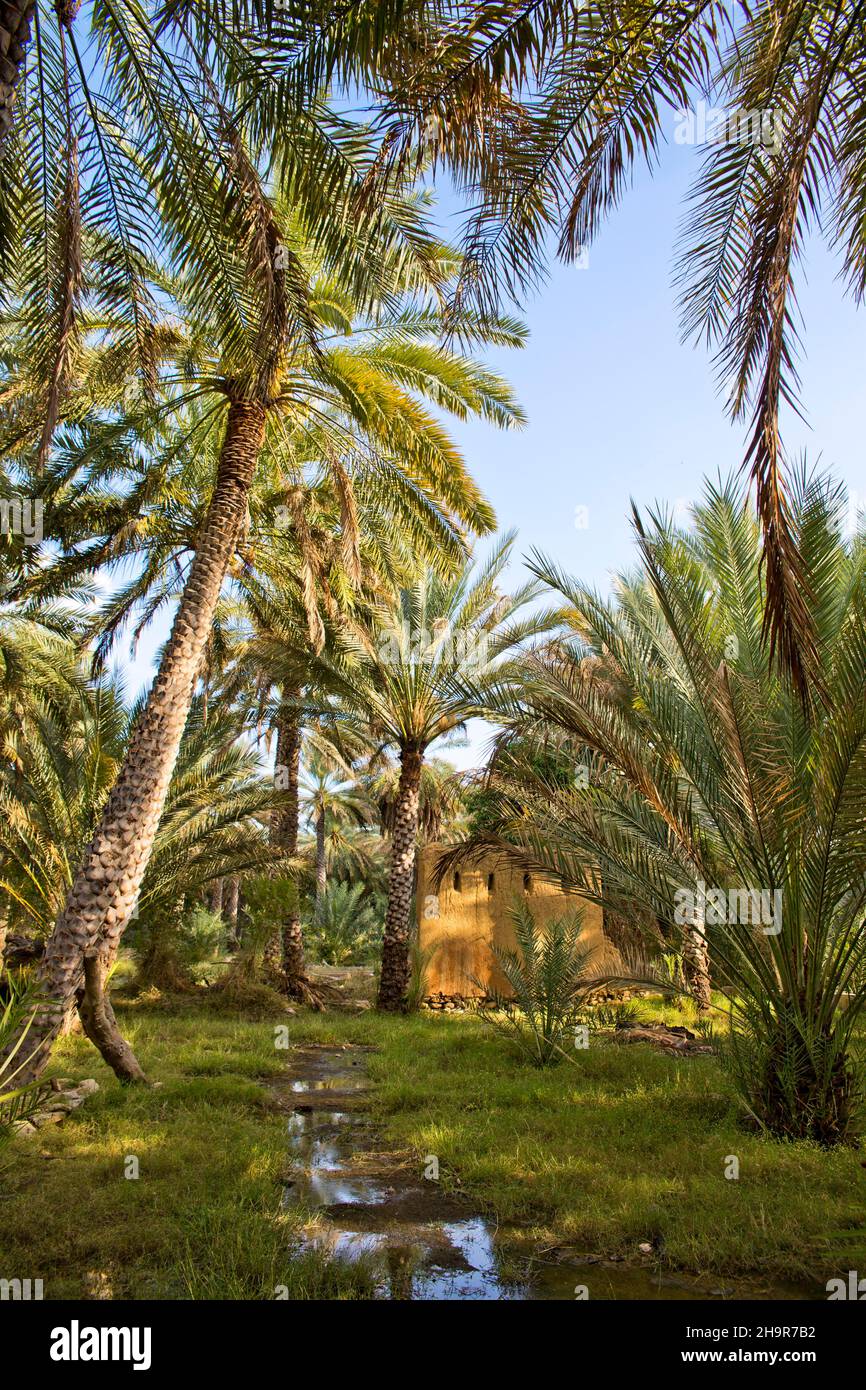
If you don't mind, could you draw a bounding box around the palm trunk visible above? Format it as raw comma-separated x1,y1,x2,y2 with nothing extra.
78,949,148,1083
684,924,712,1012
5,399,266,1084
224,876,239,949
272,699,304,980
0,1,37,147
264,697,324,1008
315,810,327,906
377,744,423,1012
209,878,224,918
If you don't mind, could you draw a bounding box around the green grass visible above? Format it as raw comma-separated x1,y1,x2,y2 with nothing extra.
0,999,376,1300
1,995,864,1296
285,1007,866,1287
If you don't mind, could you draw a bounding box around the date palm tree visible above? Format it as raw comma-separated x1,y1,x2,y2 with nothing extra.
60,259,521,1010
300,750,374,910
473,472,866,1144
5,197,524,1078
322,534,557,1010
0,676,282,1076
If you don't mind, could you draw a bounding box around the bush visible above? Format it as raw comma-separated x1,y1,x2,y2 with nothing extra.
474,900,597,1067
307,883,382,966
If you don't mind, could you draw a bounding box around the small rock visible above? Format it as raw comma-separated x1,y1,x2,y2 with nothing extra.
344,1000,372,1012
84,1270,113,1300
30,1111,64,1128
76,1079,100,1096
12,1120,37,1136
638,1242,653,1254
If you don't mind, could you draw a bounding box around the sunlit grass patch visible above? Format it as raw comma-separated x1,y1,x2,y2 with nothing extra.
1,997,864,1295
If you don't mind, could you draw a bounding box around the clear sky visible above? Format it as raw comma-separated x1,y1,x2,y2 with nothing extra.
120,136,865,769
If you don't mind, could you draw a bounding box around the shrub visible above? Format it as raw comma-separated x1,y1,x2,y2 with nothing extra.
474,899,597,1067
307,883,382,966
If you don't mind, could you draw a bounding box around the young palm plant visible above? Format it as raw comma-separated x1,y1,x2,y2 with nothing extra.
0,973,50,1146
474,900,596,1068
307,882,382,967
475,473,866,1143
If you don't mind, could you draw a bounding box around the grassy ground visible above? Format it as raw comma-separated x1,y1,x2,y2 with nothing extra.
1,992,864,1297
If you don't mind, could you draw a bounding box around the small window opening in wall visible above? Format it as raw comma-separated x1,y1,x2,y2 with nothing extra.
487,873,495,893
453,871,462,893
523,873,533,893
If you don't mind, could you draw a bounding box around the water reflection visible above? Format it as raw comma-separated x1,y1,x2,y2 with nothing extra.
279,1048,816,1302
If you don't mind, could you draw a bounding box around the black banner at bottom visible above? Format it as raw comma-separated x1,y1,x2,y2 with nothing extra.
2,1297,859,1376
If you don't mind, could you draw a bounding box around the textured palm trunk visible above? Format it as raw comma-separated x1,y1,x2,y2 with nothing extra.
209,878,224,918
315,810,327,906
5,400,266,1083
272,701,304,979
264,698,324,1007
224,876,240,948
377,744,423,1012
684,924,712,1012
77,950,148,1083
0,0,36,146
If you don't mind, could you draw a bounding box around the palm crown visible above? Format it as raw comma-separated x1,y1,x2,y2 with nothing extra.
474,472,866,1141
286,0,866,692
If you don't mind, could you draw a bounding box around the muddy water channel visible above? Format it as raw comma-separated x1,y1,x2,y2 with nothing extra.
270,1045,817,1302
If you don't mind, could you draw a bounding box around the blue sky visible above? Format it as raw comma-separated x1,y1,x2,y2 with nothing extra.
121,136,865,768
436,145,864,597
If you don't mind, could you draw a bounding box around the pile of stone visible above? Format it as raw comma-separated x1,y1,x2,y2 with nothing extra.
422,991,505,1012
423,992,478,1012
12,1077,99,1138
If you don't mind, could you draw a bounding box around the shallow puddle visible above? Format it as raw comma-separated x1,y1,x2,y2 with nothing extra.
276,1046,818,1301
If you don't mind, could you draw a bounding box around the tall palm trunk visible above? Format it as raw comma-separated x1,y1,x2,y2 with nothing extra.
209,878,224,917
264,693,323,1007
5,399,266,1084
315,809,327,906
684,925,712,1012
377,743,423,1012
0,1,36,146
224,876,240,949
273,702,303,976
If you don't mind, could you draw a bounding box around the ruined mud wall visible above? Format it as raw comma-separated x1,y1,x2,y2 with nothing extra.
416,846,610,998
